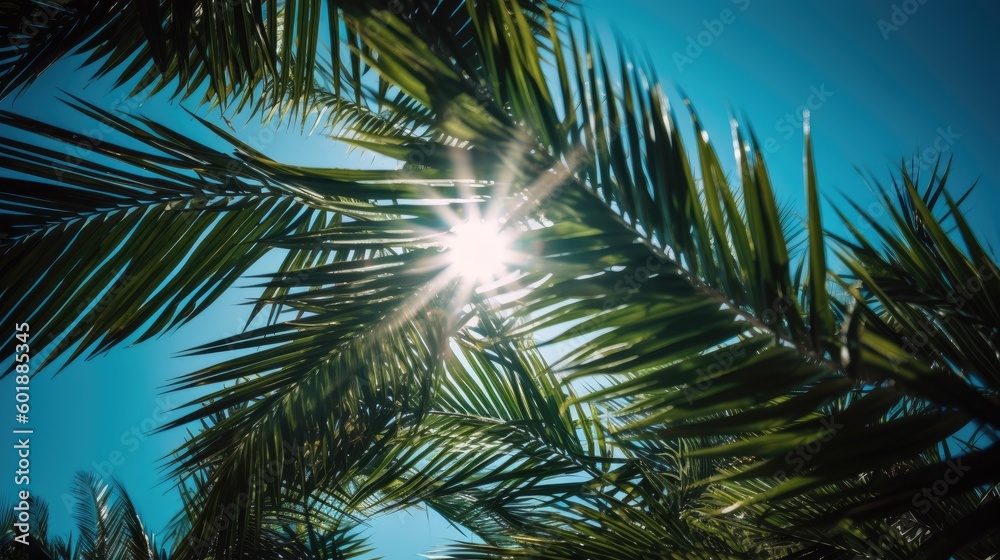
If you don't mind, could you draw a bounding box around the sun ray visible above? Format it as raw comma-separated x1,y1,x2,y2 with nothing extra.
445,217,515,283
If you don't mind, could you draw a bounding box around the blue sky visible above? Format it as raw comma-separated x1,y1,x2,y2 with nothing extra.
2,1,998,558
593,0,999,250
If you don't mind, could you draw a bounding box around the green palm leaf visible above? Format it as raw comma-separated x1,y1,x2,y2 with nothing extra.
1,2,998,559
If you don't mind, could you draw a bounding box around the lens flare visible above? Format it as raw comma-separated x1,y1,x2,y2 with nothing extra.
446,218,514,282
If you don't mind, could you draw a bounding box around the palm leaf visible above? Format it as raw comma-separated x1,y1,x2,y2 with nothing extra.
1,2,998,558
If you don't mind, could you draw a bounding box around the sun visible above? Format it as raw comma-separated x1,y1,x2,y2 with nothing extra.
446,218,515,283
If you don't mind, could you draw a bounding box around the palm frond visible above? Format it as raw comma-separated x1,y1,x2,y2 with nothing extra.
0,0,570,125
2,2,998,559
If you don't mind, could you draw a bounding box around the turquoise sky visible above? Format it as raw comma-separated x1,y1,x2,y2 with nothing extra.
2,1,998,558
